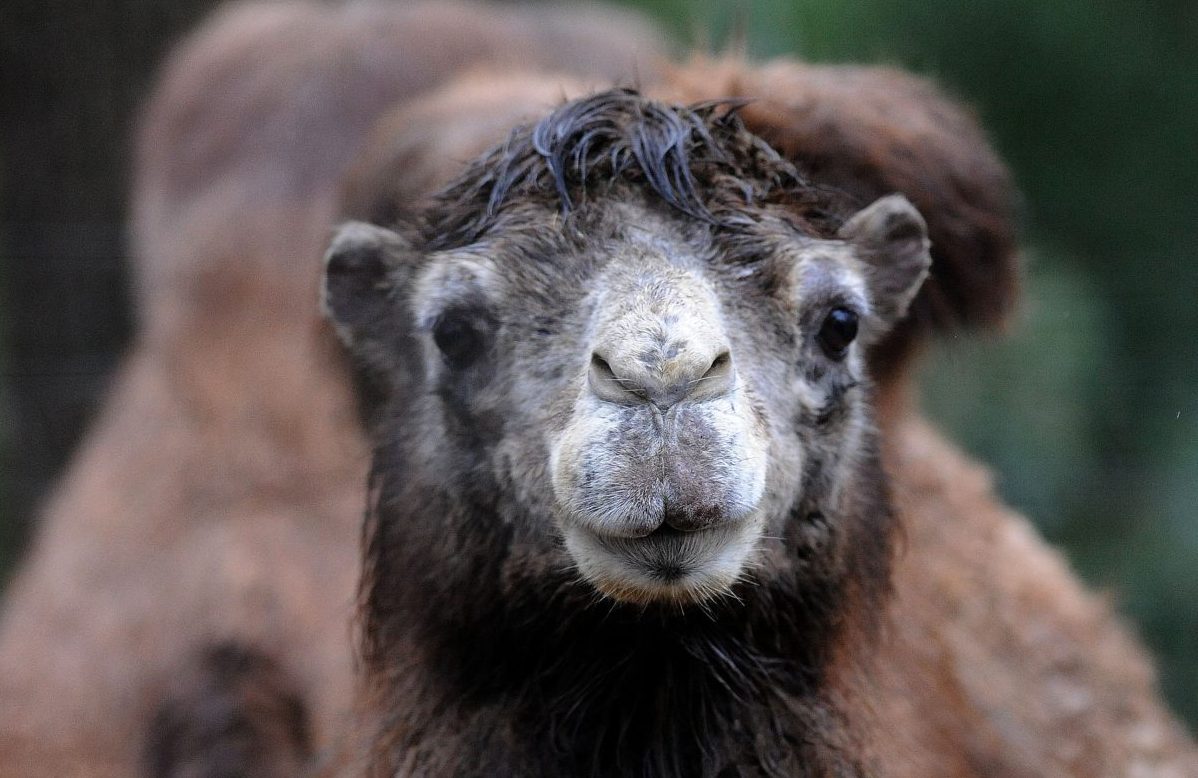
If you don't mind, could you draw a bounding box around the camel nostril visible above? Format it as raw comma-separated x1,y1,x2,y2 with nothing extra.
690,350,734,400
702,351,731,380
589,349,734,408
589,352,647,405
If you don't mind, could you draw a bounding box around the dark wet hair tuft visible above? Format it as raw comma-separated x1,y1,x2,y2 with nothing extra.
422,89,838,249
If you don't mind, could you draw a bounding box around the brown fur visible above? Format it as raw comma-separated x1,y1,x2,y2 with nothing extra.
330,64,1194,778
869,415,1196,775
0,3,665,775
144,642,312,777
0,2,1190,776
339,72,597,226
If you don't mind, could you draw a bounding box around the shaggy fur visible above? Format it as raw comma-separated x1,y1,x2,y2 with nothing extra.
419,89,843,248
325,96,924,773
326,77,1197,777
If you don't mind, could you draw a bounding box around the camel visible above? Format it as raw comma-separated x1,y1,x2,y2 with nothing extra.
0,1,1189,775
322,66,1196,778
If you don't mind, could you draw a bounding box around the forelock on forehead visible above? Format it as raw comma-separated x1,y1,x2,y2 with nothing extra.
422,89,840,251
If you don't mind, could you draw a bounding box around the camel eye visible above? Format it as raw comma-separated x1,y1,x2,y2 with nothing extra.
432,310,486,369
817,307,859,360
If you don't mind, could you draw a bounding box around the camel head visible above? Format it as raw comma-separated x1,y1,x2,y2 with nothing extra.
323,90,930,607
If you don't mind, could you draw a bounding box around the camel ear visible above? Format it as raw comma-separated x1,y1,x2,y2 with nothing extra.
321,221,412,351
839,195,932,334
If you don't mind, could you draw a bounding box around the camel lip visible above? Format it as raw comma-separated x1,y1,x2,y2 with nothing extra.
562,522,756,605
646,524,688,540
586,522,717,559
620,526,702,580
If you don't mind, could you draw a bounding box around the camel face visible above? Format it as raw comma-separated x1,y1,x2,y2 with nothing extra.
323,91,929,607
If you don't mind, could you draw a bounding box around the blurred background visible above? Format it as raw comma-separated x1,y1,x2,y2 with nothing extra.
1,0,1194,727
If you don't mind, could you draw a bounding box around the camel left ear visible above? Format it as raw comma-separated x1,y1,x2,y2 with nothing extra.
839,194,932,333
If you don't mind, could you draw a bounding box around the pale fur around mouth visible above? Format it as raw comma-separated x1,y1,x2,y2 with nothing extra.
561,520,761,606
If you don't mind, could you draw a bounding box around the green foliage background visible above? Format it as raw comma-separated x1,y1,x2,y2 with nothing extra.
614,0,1198,725
0,0,1193,731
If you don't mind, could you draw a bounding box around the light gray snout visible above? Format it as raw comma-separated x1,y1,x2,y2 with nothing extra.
587,265,736,411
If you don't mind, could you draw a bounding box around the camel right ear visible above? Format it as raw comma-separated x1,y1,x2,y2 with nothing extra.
839,194,932,334
321,221,413,351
